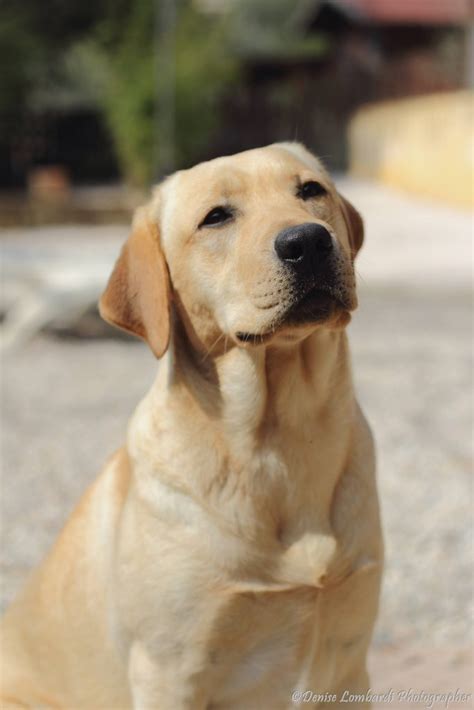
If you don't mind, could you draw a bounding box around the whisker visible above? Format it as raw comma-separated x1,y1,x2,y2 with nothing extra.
355,267,367,286
201,331,225,362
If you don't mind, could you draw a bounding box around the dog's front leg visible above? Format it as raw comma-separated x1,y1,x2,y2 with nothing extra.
128,640,211,710
329,663,371,709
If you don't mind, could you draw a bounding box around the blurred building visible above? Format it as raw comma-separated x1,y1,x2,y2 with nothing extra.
211,0,473,169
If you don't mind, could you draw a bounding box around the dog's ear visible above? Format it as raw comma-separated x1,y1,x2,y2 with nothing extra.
99,207,171,358
338,193,364,259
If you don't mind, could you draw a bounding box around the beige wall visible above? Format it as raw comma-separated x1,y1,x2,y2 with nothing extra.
349,91,473,208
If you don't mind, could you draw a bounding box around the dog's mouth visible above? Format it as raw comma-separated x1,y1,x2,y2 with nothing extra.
289,286,335,316
235,331,270,345
236,285,352,345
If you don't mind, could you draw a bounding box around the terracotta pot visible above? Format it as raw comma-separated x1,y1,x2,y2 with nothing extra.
28,165,71,203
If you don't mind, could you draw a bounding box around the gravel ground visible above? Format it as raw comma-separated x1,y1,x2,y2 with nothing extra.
1,180,472,702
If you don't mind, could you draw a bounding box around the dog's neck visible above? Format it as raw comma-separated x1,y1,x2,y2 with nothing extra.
168,321,354,438
129,322,359,585
155,323,352,490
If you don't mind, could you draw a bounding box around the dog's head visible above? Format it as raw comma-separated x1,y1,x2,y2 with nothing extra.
100,143,364,357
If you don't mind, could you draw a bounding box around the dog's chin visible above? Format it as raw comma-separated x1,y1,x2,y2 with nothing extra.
234,289,353,347
284,289,338,326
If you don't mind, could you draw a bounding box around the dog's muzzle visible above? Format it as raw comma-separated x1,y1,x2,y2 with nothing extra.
274,223,352,324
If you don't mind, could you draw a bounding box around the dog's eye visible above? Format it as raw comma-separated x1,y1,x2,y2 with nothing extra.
298,181,327,200
199,206,233,228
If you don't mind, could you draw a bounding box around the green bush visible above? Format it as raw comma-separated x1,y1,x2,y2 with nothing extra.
96,0,238,185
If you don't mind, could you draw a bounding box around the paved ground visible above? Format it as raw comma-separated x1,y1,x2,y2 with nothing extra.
1,179,472,705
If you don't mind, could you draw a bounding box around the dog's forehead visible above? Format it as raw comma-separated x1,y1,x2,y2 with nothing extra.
167,144,328,198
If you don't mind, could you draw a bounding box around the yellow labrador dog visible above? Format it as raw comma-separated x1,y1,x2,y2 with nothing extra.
1,143,383,709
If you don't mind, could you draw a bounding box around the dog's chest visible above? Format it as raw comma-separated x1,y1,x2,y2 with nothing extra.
206,573,370,707
123,401,378,703
207,562,380,707
205,583,321,705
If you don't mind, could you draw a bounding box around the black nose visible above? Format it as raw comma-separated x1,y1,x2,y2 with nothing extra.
274,223,333,271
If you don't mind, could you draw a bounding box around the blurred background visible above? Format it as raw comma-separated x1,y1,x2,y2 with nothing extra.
1,0,473,704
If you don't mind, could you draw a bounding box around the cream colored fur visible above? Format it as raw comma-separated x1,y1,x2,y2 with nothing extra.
0,144,383,709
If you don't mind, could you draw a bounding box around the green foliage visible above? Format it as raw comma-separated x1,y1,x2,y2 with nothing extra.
173,6,238,170
97,0,155,185
0,0,238,185
93,0,238,184
0,0,113,116
0,0,328,185
0,6,45,118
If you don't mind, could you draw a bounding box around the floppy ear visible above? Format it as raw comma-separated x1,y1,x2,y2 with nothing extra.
99,208,171,358
338,193,365,259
